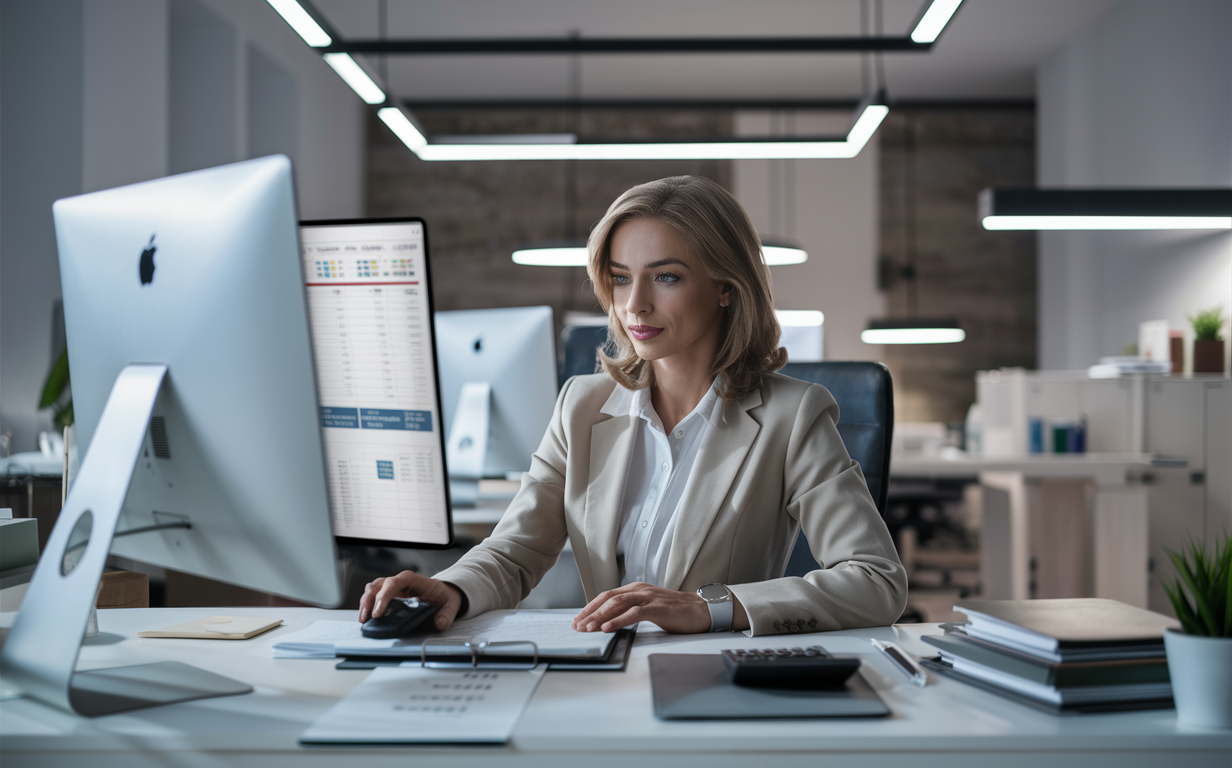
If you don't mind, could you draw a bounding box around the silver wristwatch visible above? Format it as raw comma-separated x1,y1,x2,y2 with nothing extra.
696,583,733,632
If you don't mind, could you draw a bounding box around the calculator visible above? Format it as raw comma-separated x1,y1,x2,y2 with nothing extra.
721,646,861,689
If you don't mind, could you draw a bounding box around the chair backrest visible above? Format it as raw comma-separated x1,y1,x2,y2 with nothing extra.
559,324,613,388
779,361,894,577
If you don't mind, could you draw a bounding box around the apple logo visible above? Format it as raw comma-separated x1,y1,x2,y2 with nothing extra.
472,336,483,354
139,234,157,285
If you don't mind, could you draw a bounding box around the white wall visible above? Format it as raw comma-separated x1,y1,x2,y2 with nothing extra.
0,0,85,457
0,0,365,453
1037,0,1232,371
733,112,884,363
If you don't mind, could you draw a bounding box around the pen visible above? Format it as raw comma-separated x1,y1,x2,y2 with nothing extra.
870,639,927,687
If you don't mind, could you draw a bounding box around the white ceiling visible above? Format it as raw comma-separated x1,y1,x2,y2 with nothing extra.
309,0,1121,102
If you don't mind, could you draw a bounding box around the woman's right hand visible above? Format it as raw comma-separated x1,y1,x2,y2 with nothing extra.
358,570,464,631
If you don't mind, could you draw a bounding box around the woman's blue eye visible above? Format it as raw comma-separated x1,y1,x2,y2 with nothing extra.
656,272,680,283
611,274,631,285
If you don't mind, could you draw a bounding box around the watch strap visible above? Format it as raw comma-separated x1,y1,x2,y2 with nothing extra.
707,597,733,632
698,583,734,632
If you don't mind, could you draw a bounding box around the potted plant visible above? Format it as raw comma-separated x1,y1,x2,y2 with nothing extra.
39,348,77,499
1188,306,1226,374
1162,535,1232,729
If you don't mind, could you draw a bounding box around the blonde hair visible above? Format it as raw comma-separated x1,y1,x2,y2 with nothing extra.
586,176,786,401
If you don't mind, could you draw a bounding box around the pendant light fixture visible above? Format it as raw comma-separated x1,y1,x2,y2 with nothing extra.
266,0,977,162
759,112,810,266
509,49,811,269
864,111,964,345
979,188,1232,230
511,242,809,267
510,47,590,269
378,94,888,162
862,318,964,344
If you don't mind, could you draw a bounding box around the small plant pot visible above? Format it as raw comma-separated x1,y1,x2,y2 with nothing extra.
1192,340,1225,374
1164,629,1232,729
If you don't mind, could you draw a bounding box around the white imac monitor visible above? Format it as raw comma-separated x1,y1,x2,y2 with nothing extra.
298,219,453,548
0,156,341,717
434,307,558,495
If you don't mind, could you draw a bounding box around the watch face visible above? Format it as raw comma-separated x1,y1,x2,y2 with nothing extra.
698,583,730,602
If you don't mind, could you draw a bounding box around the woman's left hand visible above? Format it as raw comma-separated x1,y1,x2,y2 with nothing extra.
572,582,729,634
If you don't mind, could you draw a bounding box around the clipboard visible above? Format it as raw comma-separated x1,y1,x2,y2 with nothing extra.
335,626,636,671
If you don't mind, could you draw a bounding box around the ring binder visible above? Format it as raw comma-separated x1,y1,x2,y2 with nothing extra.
420,639,540,670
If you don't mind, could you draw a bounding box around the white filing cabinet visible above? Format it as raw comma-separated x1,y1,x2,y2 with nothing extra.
976,370,1230,614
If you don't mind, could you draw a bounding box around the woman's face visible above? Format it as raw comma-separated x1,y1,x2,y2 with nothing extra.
608,217,727,370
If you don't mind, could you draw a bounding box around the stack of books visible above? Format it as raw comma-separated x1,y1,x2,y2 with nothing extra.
921,598,1178,713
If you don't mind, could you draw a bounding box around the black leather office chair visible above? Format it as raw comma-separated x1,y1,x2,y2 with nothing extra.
779,361,894,578
559,324,614,388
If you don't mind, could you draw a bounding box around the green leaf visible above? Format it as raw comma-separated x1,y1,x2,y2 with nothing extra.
39,349,70,409
52,400,74,431
1166,537,1232,638
1168,547,1218,636
1222,535,1232,637
1163,580,1203,635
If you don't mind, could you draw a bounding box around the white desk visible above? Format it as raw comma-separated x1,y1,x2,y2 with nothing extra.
2,607,1229,767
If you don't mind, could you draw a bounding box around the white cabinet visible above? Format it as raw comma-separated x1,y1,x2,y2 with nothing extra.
976,370,1230,615
1145,378,1207,469
1203,380,1231,538
1081,379,1138,453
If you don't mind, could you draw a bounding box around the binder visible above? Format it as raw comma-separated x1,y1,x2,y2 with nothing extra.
335,626,636,671
922,659,1173,714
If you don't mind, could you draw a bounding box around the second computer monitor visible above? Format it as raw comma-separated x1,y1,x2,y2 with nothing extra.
434,306,558,481
299,218,453,549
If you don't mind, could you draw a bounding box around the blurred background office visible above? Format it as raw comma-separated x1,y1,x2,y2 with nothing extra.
2,0,1228,616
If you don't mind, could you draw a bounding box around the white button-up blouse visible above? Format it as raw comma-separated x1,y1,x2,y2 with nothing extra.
602,379,723,587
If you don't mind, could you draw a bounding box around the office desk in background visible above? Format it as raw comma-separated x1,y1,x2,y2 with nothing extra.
892,453,1173,610
2,607,1229,767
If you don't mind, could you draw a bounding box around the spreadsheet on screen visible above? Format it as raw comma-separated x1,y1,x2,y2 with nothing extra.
299,220,450,547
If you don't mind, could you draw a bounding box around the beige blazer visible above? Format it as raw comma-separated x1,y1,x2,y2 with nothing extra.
434,372,907,636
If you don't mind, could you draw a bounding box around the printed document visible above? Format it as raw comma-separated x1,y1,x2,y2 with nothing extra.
299,665,546,744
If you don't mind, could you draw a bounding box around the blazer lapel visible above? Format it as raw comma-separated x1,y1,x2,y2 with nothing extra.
581,414,637,595
661,387,763,590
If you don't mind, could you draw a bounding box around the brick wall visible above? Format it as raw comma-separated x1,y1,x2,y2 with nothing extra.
877,108,1037,424
366,109,732,325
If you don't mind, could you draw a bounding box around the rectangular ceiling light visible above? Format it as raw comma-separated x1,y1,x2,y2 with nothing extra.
323,53,385,104
265,0,331,47
980,189,1232,230
862,318,965,345
385,97,888,162
377,107,427,151
911,0,964,44
776,310,825,327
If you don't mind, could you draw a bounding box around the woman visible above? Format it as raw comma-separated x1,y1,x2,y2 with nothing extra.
360,176,906,636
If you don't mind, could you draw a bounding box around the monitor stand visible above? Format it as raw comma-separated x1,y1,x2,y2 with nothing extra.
0,365,251,717
445,382,491,508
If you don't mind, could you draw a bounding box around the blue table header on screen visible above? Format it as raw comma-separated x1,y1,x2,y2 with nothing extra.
358,408,433,431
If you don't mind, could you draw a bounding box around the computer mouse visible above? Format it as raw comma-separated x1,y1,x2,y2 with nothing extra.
361,597,439,639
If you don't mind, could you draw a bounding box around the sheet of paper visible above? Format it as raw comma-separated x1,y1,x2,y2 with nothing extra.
334,609,615,658
272,620,363,658
299,665,546,744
